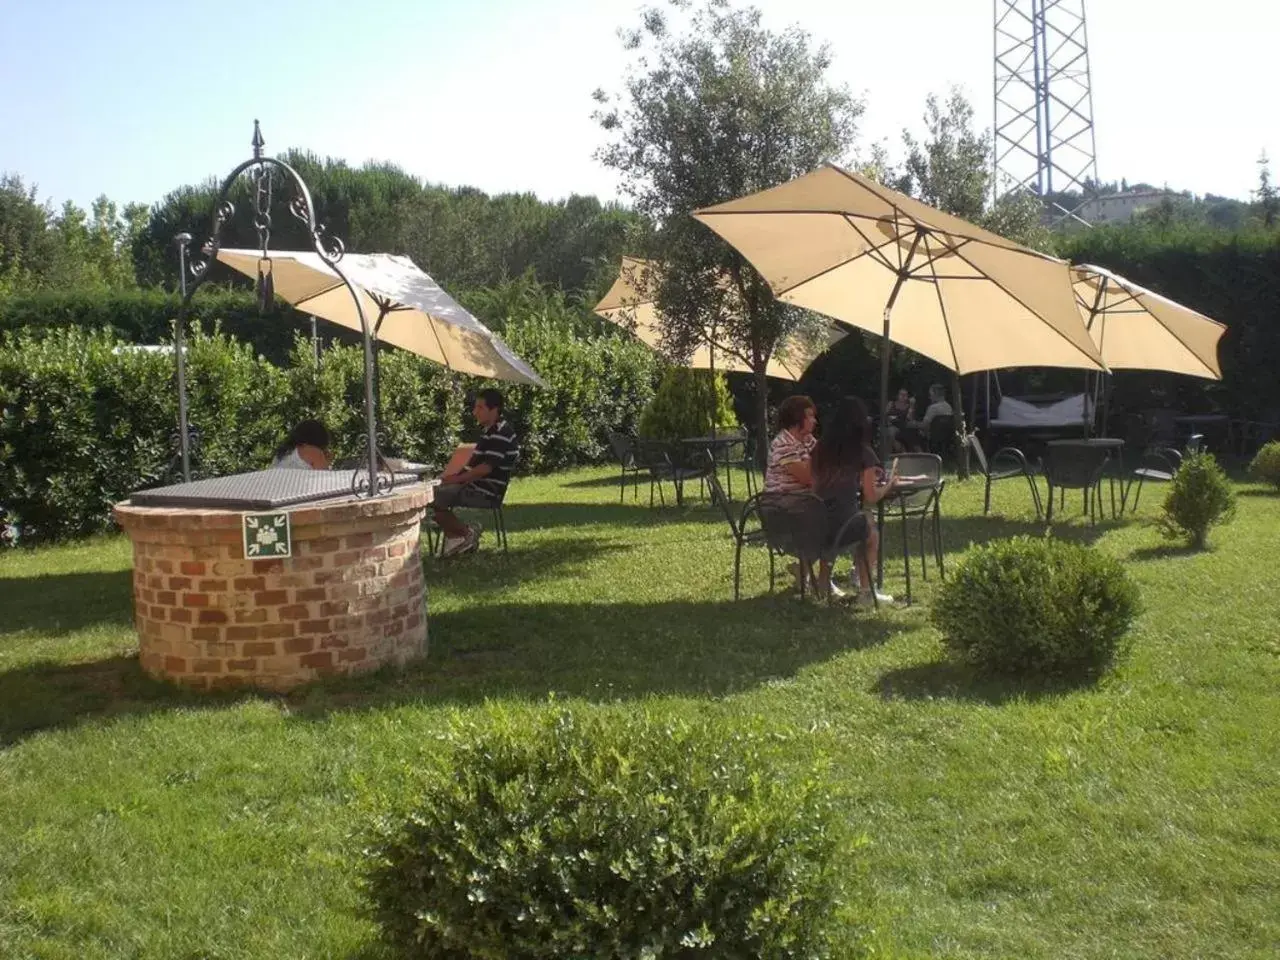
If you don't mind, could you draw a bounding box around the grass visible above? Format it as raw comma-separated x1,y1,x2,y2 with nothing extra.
1,466,1278,959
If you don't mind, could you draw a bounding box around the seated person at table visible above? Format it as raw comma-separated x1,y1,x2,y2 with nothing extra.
886,387,916,452
272,419,331,470
904,383,953,450
765,395,817,493
811,396,899,604
436,389,518,558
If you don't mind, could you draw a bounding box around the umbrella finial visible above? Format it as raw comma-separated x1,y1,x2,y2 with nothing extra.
252,120,265,159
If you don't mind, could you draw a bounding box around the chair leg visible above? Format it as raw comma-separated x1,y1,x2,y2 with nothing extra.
1046,483,1055,523
733,539,744,601
918,514,928,581
933,502,945,578
1131,476,1144,513
619,470,626,503
859,542,878,609
1026,473,1043,520
900,504,912,604
984,476,993,515
767,550,776,594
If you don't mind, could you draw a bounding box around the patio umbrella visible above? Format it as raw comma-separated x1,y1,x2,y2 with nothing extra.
691,163,1106,459
1073,264,1225,380
216,249,545,387
593,257,846,381
1072,263,1226,436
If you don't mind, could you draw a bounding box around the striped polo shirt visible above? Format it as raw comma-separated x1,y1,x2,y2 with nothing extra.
468,418,519,498
765,428,815,493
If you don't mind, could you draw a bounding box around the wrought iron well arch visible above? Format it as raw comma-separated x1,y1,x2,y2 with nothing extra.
171,120,387,496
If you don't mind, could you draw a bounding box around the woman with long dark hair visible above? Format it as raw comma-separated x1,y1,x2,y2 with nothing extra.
272,419,332,471
811,396,900,603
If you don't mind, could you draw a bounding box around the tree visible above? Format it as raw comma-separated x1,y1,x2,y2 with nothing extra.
592,0,862,450
1255,151,1278,228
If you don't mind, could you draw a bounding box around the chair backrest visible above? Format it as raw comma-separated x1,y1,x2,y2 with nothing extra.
966,433,991,477
635,439,672,470
894,451,944,485
1043,443,1109,489
927,415,956,455
607,429,636,467
1186,433,1204,455
703,459,739,536
755,492,828,560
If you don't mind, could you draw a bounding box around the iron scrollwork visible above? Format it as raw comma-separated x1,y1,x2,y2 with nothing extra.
172,120,388,496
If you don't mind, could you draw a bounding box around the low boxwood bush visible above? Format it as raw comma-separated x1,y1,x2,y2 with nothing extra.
931,535,1140,679
1157,450,1236,549
638,367,739,441
363,706,866,959
1249,440,1280,490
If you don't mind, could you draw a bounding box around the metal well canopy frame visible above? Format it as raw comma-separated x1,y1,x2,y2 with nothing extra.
172,120,388,497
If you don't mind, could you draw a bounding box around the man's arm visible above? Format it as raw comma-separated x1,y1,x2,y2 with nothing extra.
442,461,492,485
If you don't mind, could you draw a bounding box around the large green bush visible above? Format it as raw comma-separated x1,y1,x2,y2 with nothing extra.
1157,450,1236,549
931,535,1140,679
1249,441,1280,490
364,706,865,960
490,312,658,471
638,367,738,441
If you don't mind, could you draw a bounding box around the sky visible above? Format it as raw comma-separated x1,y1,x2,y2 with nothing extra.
2,0,1276,214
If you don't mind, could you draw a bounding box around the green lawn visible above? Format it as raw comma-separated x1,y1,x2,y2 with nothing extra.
1,467,1277,959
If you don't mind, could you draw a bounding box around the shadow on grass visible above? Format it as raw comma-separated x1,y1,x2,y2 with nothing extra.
1129,542,1208,561
422,538,637,598
0,569,134,635
505,501,725,532
1237,488,1280,498
0,591,905,747
285,596,904,719
873,659,1101,705
921,514,1125,559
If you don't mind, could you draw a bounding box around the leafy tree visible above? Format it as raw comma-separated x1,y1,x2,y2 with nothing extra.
1254,151,1278,229
592,0,862,450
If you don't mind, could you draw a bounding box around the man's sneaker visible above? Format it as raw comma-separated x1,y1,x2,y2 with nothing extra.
826,581,847,600
858,588,894,605
460,523,482,554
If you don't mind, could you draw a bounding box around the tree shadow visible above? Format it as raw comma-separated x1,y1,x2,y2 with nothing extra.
284,596,905,719
0,569,134,635
1129,542,1207,561
422,538,635,598
1237,488,1280,498
873,659,1101,706
0,654,218,748
922,513,1125,558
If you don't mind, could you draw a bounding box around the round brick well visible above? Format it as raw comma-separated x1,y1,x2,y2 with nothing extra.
113,484,432,691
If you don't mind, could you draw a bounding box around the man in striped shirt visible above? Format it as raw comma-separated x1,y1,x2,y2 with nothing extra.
435,388,518,557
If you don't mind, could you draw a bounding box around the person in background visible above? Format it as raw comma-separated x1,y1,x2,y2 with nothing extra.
810,396,898,604
272,419,331,470
905,383,953,450
435,388,519,558
887,386,916,452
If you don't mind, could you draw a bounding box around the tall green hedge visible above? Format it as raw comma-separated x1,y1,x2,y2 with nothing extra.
0,317,658,543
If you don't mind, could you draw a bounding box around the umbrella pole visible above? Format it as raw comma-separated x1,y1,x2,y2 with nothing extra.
173,234,193,482
878,274,910,464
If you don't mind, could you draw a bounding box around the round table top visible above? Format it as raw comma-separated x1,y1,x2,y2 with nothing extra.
680,434,743,446
1047,437,1124,448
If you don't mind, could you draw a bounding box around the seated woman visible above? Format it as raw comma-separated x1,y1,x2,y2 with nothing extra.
810,396,900,604
272,419,332,471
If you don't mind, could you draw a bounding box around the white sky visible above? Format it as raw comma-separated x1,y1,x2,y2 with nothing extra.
2,0,1275,210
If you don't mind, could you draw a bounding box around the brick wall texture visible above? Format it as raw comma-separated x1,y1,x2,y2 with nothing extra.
113,486,433,691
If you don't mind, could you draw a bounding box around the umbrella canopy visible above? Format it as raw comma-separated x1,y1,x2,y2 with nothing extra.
692,164,1105,376
1072,264,1225,380
217,249,545,386
692,163,1106,458
593,257,846,381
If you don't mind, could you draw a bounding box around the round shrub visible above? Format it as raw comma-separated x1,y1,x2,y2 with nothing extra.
931,535,1140,679
638,367,738,441
363,706,865,959
1156,450,1236,549
1249,440,1280,491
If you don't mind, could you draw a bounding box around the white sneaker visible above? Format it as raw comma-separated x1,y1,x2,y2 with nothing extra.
441,534,471,558
858,588,894,605
826,581,847,600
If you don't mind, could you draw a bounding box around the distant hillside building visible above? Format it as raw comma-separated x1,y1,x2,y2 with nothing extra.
1076,190,1173,223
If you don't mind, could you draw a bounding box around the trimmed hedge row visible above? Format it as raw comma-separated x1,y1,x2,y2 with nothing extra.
0,319,658,543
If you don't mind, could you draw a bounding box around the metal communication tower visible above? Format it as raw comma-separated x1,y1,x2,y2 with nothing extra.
993,0,1099,223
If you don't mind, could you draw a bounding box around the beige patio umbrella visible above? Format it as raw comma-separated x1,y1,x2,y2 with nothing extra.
216,248,545,386
1072,263,1226,435
593,257,846,381
1073,264,1225,379
691,163,1106,459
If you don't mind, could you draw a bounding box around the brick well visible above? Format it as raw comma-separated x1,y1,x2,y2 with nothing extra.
113,484,433,691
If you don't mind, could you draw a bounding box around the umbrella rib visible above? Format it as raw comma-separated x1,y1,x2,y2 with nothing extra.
770,222,904,298
923,234,963,373
1086,274,1220,379
948,246,1105,370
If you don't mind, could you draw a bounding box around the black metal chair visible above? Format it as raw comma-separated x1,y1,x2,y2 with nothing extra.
703,461,768,600
876,453,945,603
1042,443,1111,524
606,429,642,502
650,440,714,507
431,450,519,556
754,491,876,606
1123,434,1202,512
717,427,759,501
968,433,1042,519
